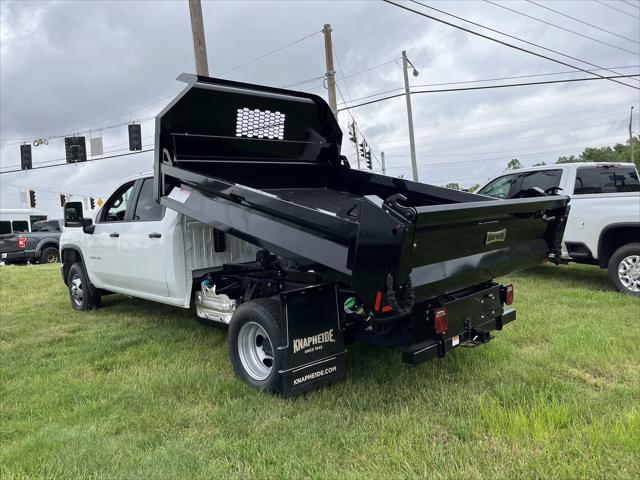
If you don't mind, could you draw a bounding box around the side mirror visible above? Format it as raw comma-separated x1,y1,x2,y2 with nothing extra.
64,202,84,227
82,218,95,234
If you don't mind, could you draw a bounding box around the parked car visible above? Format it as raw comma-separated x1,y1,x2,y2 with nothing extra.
0,219,62,264
60,74,570,396
477,162,640,295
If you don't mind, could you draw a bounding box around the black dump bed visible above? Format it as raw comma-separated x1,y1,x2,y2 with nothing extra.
155,74,569,309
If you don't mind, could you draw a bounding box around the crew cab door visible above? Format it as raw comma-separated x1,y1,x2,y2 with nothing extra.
86,181,136,287
117,178,170,297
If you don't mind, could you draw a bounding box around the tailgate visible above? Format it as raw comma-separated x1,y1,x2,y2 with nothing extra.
408,196,569,301
0,234,18,253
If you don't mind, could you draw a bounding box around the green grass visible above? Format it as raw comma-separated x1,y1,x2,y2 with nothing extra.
1,263,638,479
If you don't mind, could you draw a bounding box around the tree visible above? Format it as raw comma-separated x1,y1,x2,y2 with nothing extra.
444,182,460,190
532,161,547,166
467,183,481,193
506,158,522,170
555,136,639,170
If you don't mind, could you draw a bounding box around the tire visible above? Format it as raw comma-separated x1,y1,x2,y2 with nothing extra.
67,262,101,310
228,299,283,393
607,243,640,296
39,246,59,264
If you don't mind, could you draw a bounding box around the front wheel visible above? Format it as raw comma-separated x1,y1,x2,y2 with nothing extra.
608,243,640,296
228,299,283,393
68,262,101,310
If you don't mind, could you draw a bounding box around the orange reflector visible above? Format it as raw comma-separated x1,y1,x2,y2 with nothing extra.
433,307,448,334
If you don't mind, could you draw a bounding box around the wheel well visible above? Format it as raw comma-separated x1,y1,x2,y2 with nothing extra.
61,248,82,285
598,225,640,268
40,243,59,254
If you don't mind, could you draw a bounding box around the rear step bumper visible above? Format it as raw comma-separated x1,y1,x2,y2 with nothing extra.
402,308,516,367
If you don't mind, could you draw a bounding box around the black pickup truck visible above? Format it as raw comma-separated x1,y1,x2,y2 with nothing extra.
0,220,62,264
62,74,570,397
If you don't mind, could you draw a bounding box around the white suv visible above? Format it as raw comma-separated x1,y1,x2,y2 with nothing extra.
478,163,640,295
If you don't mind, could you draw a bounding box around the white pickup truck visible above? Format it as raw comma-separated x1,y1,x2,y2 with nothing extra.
477,162,640,295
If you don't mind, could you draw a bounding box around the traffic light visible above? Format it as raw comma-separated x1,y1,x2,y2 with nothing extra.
29,190,36,208
358,141,366,158
347,122,357,145
64,136,87,163
128,124,142,151
60,194,66,207
90,197,95,209
20,144,32,170
366,156,372,170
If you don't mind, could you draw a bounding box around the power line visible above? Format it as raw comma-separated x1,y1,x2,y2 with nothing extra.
1,116,156,148
405,0,638,89
483,0,639,55
0,149,153,175
340,59,399,80
279,75,326,88
220,30,322,76
337,65,640,105
337,74,640,111
620,0,640,11
595,0,640,19
379,103,635,146
526,0,639,45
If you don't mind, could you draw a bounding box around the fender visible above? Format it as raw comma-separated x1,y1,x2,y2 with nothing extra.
59,244,103,296
597,222,640,267
34,237,60,257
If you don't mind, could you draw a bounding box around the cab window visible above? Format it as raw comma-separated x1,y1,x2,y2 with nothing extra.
519,170,562,193
133,179,164,222
12,221,29,232
0,221,10,234
574,166,640,194
477,173,521,199
101,182,135,222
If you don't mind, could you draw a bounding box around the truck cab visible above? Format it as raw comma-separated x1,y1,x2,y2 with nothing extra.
477,163,640,295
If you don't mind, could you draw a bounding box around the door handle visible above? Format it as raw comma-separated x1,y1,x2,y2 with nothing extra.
148,233,162,238
109,232,119,238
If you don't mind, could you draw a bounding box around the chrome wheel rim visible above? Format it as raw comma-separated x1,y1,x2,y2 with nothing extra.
70,274,84,306
618,255,640,292
237,321,274,381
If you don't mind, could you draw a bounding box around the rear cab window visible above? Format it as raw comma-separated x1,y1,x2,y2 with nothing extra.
0,221,11,234
574,166,640,194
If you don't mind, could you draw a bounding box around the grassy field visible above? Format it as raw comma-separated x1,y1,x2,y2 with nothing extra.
1,263,638,479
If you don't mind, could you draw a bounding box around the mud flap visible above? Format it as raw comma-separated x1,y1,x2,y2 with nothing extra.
278,284,346,398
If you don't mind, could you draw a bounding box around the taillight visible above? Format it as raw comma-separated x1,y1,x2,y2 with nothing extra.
433,307,448,334
504,284,514,305
17,237,27,248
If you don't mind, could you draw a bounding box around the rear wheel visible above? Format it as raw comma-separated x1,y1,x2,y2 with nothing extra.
608,243,640,296
39,246,59,264
228,299,283,393
68,262,101,310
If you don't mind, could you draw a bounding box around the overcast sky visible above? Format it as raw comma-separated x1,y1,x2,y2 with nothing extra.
1,0,639,217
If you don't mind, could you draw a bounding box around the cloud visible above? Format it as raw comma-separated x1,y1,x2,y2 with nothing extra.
1,0,638,216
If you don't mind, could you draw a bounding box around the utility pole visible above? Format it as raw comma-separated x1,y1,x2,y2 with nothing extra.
189,0,209,76
381,151,386,175
629,106,635,165
402,50,419,182
322,24,338,120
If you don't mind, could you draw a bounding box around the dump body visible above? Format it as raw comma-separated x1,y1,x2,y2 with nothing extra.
155,74,570,310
